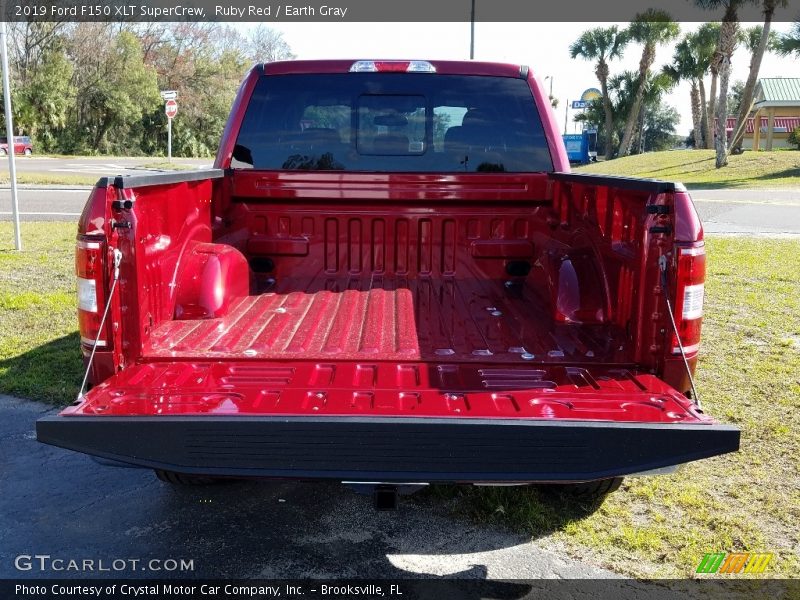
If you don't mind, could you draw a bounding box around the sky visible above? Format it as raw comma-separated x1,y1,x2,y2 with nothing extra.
235,21,800,137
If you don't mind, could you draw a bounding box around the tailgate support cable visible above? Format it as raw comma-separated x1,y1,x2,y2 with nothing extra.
659,255,701,411
77,248,123,401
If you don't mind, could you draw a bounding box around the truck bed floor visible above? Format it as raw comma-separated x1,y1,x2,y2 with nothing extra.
146,275,628,364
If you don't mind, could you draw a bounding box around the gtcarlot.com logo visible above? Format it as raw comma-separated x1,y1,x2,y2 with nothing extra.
15,554,194,573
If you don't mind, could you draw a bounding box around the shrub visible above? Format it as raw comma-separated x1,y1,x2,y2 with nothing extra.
788,126,800,150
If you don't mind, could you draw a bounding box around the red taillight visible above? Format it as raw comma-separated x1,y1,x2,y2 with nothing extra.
671,244,705,355
76,235,108,349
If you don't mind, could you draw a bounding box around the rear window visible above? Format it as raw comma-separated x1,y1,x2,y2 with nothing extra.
232,73,553,173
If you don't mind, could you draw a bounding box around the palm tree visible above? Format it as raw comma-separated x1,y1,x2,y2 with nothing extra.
697,0,749,167
618,9,680,157
579,71,675,153
694,23,721,148
775,19,800,56
731,1,785,151
569,26,628,159
664,35,705,148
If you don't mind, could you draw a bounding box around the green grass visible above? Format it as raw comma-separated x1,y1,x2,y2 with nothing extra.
0,172,98,186
1,223,798,578
438,237,800,578
0,223,82,401
575,149,800,189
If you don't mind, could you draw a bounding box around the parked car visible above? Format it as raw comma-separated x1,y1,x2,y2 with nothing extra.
0,136,33,155
37,60,739,506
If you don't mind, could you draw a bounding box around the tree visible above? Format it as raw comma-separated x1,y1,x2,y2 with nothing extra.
694,23,721,148
569,26,628,159
248,26,296,63
697,0,752,167
642,103,681,152
1,22,295,156
66,25,160,153
727,79,745,115
13,49,73,148
575,70,674,155
618,10,679,157
663,34,706,148
731,1,785,151
775,19,800,56
136,23,251,157
5,22,74,150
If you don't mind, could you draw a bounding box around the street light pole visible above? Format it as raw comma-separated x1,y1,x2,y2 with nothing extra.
469,0,475,59
0,19,21,250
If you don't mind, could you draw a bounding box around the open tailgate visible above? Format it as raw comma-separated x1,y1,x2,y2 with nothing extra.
37,361,739,483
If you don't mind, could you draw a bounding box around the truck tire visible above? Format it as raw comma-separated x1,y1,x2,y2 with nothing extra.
154,469,217,486
548,477,624,499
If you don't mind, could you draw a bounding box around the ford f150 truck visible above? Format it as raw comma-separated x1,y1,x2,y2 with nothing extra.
37,60,739,500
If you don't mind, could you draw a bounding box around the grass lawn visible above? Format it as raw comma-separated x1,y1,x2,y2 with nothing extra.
0,172,98,186
1,222,798,578
574,149,800,189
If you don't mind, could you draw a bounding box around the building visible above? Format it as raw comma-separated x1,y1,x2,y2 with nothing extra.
724,78,800,151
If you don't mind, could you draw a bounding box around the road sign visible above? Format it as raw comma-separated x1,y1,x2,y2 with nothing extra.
165,99,178,119
571,100,587,109
160,90,177,100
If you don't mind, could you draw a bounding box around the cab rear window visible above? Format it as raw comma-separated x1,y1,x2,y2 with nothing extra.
232,73,553,173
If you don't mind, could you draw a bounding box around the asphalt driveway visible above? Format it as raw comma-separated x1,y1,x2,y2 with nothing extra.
0,394,620,582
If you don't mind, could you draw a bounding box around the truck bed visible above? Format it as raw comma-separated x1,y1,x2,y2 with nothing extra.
146,274,627,364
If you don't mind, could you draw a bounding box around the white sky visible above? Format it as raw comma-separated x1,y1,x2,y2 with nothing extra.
235,21,800,136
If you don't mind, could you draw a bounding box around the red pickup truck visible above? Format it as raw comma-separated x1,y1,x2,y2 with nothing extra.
37,60,738,501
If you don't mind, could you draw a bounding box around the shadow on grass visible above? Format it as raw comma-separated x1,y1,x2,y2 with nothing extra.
416,481,614,539
630,157,714,176
752,165,800,181
0,332,82,405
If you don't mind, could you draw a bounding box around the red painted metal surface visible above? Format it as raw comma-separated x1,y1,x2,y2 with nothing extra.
261,59,528,78
64,360,710,425
70,60,710,421
146,276,628,364
229,171,552,202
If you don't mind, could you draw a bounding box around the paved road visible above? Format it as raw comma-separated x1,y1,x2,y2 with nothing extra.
689,189,800,236
2,186,800,233
3,156,211,176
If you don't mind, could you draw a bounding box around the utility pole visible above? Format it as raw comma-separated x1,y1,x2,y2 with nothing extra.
469,0,475,59
564,101,568,135
1,19,21,250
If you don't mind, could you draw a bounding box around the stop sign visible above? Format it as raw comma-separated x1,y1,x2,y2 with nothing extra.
165,99,178,119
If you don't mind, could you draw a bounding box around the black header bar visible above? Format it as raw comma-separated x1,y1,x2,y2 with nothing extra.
4,0,800,23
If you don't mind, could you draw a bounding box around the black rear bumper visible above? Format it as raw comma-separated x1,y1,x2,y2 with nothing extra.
36,415,740,483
